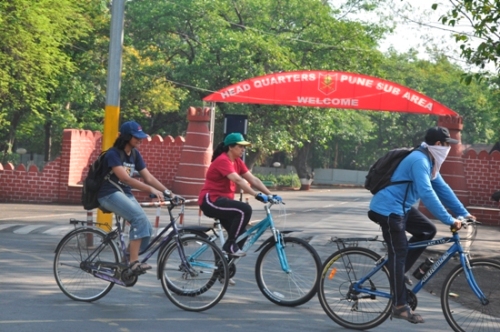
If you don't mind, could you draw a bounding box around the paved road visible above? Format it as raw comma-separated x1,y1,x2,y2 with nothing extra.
1,188,499,332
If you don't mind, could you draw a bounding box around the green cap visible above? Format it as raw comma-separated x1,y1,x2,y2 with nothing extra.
224,133,251,146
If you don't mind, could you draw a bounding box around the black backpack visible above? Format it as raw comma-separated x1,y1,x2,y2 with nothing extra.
81,148,135,211
364,147,420,195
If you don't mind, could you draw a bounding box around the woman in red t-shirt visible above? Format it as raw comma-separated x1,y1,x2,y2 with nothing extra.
198,133,281,257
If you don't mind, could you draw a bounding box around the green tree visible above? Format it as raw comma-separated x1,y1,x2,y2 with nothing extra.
0,0,92,161
125,0,389,180
432,0,500,79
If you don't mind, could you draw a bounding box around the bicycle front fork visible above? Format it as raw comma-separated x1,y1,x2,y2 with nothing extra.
275,234,291,273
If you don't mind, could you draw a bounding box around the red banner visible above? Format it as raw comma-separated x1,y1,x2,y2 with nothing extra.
203,71,457,116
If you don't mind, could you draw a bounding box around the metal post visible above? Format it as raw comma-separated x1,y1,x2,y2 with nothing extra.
98,0,126,231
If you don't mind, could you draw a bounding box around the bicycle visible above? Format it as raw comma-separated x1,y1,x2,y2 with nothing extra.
318,217,500,331
53,197,229,312
181,199,322,307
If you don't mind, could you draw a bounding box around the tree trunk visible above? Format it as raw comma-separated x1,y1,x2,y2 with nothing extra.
44,120,52,161
6,109,23,154
245,149,261,171
292,141,313,190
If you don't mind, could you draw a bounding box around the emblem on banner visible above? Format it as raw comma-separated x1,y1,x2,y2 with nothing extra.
318,73,337,95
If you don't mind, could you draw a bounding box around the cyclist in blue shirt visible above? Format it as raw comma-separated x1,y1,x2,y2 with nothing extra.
98,121,175,274
368,126,475,324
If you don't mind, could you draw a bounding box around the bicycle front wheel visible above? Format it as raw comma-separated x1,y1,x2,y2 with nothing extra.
441,258,500,332
159,235,228,312
318,247,392,330
53,228,119,301
255,236,321,306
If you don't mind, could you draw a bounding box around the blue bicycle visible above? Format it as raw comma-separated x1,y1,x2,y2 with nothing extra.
318,218,500,331
181,199,322,306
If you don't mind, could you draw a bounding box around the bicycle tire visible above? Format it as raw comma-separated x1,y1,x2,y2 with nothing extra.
441,258,500,332
53,228,119,302
255,236,321,306
163,234,226,297
318,247,392,330
176,228,238,279
159,235,229,312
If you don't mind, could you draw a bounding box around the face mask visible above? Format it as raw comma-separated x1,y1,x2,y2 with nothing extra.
423,142,451,179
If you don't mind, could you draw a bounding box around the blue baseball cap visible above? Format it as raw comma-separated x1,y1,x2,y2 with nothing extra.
224,133,251,146
120,121,148,139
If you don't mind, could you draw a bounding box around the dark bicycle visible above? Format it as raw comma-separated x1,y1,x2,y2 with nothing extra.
53,197,229,312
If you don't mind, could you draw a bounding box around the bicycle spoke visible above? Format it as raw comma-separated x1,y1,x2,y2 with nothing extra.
160,237,228,312
256,237,321,306
318,247,391,330
442,259,500,332
54,229,119,302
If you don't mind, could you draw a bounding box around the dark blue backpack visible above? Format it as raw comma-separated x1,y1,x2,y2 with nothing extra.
364,147,422,195
81,148,136,211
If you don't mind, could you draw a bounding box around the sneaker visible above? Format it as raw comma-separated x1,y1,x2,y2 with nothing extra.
219,278,236,286
223,248,246,257
222,242,247,257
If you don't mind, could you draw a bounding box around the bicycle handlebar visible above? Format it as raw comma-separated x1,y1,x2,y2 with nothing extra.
267,199,285,206
140,196,196,207
451,217,481,232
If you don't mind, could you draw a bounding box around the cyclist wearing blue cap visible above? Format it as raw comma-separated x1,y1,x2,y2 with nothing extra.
98,121,175,274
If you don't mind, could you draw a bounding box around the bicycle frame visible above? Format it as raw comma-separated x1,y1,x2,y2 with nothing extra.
349,231,488,304
198,203,293,273
83,201,212,285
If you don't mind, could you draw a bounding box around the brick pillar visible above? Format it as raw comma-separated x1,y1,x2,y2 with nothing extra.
438,115,469,207
172,107,213,199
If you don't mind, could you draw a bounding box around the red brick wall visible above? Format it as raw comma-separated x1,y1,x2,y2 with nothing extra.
463,150,500,207
462,150,500,225
0,129,185,204
0,159,62,203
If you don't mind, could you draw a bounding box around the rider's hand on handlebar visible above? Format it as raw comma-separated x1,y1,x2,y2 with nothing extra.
150,188,164,202
163,189,173,199
255,193,269,203
255,193,283,204
271,194,283,203
452,219,463,231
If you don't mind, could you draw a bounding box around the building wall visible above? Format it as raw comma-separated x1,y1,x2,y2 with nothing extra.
0,129,185,204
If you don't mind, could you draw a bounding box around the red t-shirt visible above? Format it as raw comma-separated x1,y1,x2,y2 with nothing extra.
198,153,249,205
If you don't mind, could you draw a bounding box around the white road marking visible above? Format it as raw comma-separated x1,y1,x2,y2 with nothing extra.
14,225,47,234
0,224,17,231
0,213,74,221
42,226,73,236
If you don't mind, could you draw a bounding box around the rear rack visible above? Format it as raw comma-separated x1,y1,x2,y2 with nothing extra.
330,236,383,250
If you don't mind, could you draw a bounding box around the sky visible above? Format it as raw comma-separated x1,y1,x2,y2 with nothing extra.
373,0,492,72
338,0,492,71
378,1,461,56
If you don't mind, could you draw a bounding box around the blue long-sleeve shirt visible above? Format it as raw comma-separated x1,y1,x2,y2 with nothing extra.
369,145,469,225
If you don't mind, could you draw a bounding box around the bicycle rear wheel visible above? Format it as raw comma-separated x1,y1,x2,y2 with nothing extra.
255,236,321,306
53,228,119,301
318,247,392,330
159,235,228,312
441,258,500,332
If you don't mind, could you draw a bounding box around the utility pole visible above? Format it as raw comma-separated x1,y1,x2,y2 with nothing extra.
98,0,125,230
